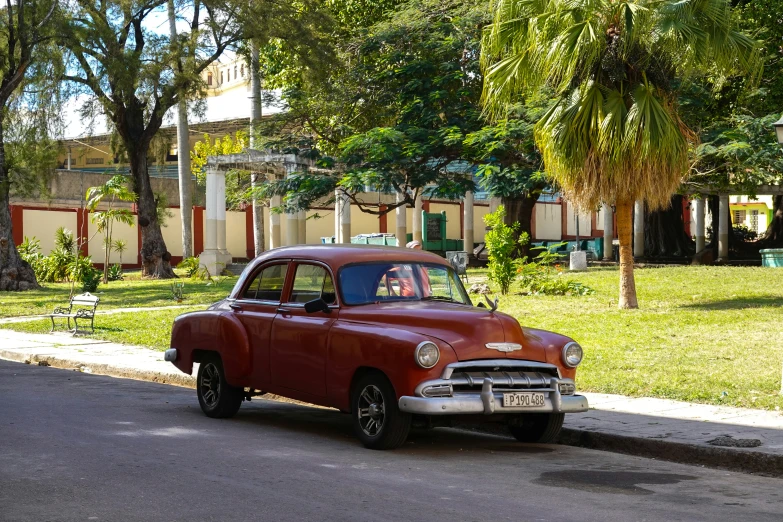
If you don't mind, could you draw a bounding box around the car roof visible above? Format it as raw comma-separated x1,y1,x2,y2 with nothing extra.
248,244,451,273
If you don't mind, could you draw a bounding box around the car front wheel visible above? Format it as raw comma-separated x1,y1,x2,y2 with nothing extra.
351,372,411,450
508,413,564,443
196,356,243,419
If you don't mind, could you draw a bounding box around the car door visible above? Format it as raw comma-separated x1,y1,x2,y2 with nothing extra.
230,262,290,389
269,262,338,398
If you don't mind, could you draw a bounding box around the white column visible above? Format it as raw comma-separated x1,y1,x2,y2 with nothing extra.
464,191,474,254
603,204,614,261
199,168,231,275
334,189,342,243
286,212,299,245
204,169,217,251
633,200,644,258
340,192,351,244
67,149,72,170
413,192,423,244
489,197,502,214
395,191,407,247
718,194,729,260
269,195,282,249
216,172,228,255
298,210,307,244
695,198,706,252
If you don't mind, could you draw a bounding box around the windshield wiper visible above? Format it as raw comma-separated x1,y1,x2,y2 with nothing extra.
421,295,457,302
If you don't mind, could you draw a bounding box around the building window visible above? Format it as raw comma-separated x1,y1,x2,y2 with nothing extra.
234,65,238,79
734,210,746,225
86,157,104,165
167,145,178,162
220,71,224,84
241,64,244,77
750,210,759,233
207,72,212,86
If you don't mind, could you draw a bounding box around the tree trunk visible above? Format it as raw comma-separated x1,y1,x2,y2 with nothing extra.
643,195,695,258
129,150,176,278
168,0,193,260
759,195,783,245
249,40,265,256
0,123,39,291
502,192,537,260
616,198,638,309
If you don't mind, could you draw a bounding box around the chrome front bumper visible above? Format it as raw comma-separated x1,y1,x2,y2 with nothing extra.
398,375,589,416
164,348,178,362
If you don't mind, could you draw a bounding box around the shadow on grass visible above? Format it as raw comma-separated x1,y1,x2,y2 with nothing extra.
681,296,783,311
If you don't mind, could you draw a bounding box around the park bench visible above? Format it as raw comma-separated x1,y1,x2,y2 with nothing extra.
45,292,100,334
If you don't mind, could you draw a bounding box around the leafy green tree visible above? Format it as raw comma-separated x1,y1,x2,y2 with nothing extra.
86,175,137,284
0,0,59,291
482,0,760,308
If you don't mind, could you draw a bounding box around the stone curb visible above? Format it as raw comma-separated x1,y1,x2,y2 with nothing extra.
0,349,196,389
2,349,781,477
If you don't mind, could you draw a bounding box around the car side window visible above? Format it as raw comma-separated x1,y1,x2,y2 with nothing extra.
289,264,336,305
242,264,288,302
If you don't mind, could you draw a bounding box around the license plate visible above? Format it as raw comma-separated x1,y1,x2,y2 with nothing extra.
503,392,546,408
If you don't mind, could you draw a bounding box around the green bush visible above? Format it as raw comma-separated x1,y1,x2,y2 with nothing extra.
482,206,529,295
108,264,124,281
177,256,201,278
517,244,594,296
80,267,102,293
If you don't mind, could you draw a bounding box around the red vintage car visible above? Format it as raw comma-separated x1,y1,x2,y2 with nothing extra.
165,245,588,449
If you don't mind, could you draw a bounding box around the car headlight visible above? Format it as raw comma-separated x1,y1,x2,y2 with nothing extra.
415,341,440,369
562,342,583,368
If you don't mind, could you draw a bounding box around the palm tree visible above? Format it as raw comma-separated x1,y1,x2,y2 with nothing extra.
481,0,760,308
86,175,137,284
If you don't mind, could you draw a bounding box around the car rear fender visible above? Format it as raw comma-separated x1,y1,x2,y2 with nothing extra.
169,311,252,384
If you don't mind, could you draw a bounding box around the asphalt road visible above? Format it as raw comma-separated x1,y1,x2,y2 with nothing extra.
1,360,782,522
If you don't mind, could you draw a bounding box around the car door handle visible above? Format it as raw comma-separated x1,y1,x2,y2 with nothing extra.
229,303,242,311
277,307,291,314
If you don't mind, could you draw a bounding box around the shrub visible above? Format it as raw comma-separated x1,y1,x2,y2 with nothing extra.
483,206,527,295
177,256,201,278
80,267,102,293
108,264,124,281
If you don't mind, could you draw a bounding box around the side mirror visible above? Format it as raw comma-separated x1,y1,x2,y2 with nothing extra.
304,298,331,314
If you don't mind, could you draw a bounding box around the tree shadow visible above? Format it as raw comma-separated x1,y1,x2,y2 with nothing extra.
681,296,783,311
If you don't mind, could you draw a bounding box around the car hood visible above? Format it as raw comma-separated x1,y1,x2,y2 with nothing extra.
337,301,550,363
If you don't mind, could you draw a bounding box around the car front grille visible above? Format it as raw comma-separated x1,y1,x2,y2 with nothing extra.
450,370,556,393
417,360,576,398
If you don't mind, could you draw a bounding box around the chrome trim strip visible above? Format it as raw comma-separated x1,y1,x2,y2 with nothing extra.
164,348,178,362
441,360,561,380
398,393,589,415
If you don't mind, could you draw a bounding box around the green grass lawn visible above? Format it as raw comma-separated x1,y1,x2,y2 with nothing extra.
3,307,204,350
1,265,781,410
481,265,783,411
0,272,238,318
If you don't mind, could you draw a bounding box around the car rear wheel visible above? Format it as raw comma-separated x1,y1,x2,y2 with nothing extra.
508,413,564,443
197,356,243,419
351,372,411,450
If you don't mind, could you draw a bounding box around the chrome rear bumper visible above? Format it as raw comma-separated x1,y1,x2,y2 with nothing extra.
398,375,588,415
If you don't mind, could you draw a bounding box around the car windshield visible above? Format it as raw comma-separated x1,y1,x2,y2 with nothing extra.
339,262,471,306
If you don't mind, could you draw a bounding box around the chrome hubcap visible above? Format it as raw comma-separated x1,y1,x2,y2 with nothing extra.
357,385,385,436
200,363,220,408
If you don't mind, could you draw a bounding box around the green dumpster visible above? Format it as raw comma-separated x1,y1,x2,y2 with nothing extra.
760,249,783,267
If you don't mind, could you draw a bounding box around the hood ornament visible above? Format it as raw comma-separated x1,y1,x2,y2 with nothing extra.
484,294,499,312
486,343,522,353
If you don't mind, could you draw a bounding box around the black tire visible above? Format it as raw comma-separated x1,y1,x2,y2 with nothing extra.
196,356,243,419
508,413,564,443
351,372,411,450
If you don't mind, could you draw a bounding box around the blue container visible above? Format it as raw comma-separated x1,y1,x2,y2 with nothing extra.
760,249,783,267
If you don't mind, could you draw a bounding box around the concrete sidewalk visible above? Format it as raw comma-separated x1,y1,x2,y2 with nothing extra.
1,329,781,476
